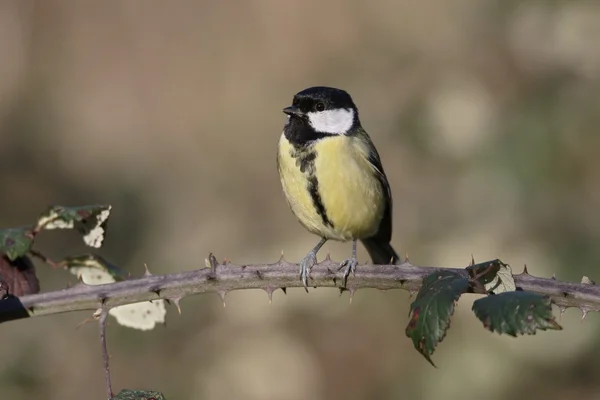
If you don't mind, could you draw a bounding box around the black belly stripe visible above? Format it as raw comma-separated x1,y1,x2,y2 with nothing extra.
307,174,333,228
289,144,333,228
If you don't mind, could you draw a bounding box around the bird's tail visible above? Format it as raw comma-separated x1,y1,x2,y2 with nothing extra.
361,237,399,265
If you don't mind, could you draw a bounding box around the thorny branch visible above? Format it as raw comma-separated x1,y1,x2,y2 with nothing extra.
0,258,599,324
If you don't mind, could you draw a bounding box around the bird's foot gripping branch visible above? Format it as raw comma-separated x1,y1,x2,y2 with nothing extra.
1,205,600,398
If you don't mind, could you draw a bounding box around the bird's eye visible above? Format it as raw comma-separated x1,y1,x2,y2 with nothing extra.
315,102,325,112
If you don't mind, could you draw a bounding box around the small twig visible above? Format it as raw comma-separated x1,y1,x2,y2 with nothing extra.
28,249,63,269
207,253,218,279
99,308,113,400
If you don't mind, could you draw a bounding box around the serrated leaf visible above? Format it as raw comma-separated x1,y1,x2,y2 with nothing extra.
65,254,166,331
405,270,470,366
0,255,40,296
36,205,111,248
0,227,35,261
472,291,562,336
112,389,166,400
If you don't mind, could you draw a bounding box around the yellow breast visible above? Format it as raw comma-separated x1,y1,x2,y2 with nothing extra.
277,134,386,241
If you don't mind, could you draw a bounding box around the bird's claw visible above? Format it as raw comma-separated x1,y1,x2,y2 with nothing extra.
339,258,358,288
299,252,318,292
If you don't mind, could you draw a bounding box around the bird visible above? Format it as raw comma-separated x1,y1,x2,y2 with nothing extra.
276,86,399,291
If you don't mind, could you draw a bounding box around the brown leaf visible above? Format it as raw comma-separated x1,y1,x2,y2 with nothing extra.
0,254,40,296
0,273,7,299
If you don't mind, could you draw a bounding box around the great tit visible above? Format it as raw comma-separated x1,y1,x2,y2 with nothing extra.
277,86,399,290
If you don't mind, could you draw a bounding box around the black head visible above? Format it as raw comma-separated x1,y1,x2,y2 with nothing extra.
282,86,360,145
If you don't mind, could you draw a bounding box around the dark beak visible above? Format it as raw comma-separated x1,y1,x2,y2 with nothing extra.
283,105,303,117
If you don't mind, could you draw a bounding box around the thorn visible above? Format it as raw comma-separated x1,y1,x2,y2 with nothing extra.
77,273,86,285
75,314,98,330
581,276,596,285
152,288,161,297
279,250,285,262
408,288,418,299
581,307,589,321
522,264,529,275
223,257,229,264
559,306,566,321
325,249,331,261
264,287,274,304
349,288,356,305
404,252,410,263
280,287,287,295
469,254,475,267
551,273,556,280
217,290,227,308
170,297,182,314
143,263,152,277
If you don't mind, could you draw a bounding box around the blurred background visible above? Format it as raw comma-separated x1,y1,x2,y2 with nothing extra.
1,1,600,399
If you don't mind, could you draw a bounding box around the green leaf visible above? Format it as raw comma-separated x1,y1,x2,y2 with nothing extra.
112,389,166,400
36,204,112,248
472,291,562,336
466,259,515,294
405,270,470,366
0,227,35,261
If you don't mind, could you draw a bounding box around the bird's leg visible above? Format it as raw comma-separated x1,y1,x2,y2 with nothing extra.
339,240,358,288
299,237,327,292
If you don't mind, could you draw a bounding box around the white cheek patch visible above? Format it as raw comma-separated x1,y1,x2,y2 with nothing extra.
285,115,290,126
308,108,355,134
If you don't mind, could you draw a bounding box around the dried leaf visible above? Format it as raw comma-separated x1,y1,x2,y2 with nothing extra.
466,259,515,294
64,254,166,331
36,205,112,248
0,255,40,296
0,272,8,299
485,263,515,294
